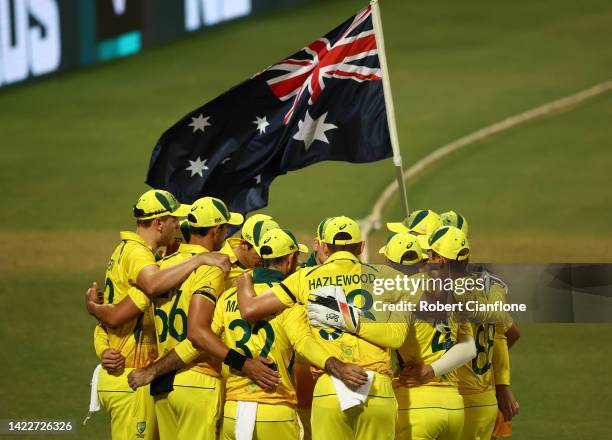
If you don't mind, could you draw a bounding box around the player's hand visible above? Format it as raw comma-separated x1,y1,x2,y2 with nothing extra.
397,360,435,387
85,282,103,315
496,384,519,421
236,272,254,291
101,348,125,374
325,357,368,391
127,367,155,391
242,356,280,391
198,252,231,274
307,298,360,334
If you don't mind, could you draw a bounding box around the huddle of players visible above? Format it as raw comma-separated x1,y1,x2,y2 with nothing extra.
85,189,519,440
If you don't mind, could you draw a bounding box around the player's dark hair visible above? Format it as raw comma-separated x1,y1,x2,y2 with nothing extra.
190,226,212,237
326,242,361,255
136,218,154,227
326,232,361,255
262,255,289,268
400,250,420,264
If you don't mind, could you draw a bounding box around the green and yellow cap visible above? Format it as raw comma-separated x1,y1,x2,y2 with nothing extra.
257,228,309,259
320,216,362,245
428,226,470,261
440,210,469,236
387,209,442,236
378,232,423,265
133,189,191,220
316,217,331,241
187,197,244,228
242,214,280,247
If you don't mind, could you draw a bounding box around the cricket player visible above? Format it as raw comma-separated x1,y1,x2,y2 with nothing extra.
235,216,413,440
220,213,279,287
394,226,478,440
490,322,521,439
491,309,521,439
455,263,520,439
85,189,230,440
457,277,510,440
213,228,369,439
109,198,285,439
87,197,274,439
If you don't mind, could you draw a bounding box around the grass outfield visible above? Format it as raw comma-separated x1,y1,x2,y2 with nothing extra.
1,0,612,438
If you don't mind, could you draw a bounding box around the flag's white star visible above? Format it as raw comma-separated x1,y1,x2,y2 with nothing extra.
253,116,270,134
221,157,231,165
293,111,337,150
254,174,262,184
186,157,209,177
188,114,211,133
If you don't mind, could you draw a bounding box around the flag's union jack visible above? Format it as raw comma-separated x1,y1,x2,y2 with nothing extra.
147,4,392,218
265,6,382,123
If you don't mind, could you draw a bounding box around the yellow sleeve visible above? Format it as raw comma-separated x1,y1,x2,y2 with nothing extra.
127,286,151,312
191,267,225,305
357,284,411,350
211,291,230,336
283,306,330,370
174,339,202,365
270,270,303,307
93,324,110,359
493,325,511,385
357,322,409,349
124,243,157,285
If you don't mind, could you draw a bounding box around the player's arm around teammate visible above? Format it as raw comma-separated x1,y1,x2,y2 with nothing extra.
93,324,125,373
492,322,520,434
216,227,368,440
125,198,282,393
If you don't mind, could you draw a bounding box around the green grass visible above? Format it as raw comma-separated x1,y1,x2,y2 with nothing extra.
1,0,612,438
377,93,612,261
1,0,612,232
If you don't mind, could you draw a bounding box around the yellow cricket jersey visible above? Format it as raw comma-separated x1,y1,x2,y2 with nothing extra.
153,243,226,377
457,279,512,394
212,267,331,405
99,231,158,369
270,251,406,376
398,319,473,387
457,322,496,394
220,237,251,289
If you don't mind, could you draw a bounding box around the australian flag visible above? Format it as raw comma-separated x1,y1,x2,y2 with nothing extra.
146,5,392,215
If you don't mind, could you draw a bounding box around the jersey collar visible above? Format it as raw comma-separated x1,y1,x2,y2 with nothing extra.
326,251,360,264
178,243,209,254
120,231,152,250
220,238,241,264
252,267,286,285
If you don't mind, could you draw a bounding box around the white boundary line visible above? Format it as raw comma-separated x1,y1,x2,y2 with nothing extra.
359,79,612,261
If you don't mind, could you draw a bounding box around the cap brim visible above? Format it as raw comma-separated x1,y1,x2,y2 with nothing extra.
228,212,244,225
297,243,309,253
170,204,192,217
386,222,408,233
378,245,386,254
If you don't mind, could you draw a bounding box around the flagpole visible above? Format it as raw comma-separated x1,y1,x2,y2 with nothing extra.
370,0,409,219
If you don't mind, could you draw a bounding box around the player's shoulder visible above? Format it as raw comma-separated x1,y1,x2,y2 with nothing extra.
194,262,225,278
158,250,185,266
217,286,238,306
